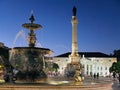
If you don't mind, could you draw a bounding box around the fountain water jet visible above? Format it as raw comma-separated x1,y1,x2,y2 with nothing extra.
36,42,42,47
9,30,27,61
13,30,27,46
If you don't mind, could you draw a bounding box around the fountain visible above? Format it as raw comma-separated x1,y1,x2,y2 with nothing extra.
9,14,52,83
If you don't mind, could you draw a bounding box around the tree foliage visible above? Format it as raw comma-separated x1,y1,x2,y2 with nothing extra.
52,63,59,72
113,50,120,61
109,61,120,73
0,47,9,60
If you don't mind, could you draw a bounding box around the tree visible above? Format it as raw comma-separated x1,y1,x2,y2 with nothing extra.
113,50,120,61
52,63,59,72
0,47,9,60
109,61,120,73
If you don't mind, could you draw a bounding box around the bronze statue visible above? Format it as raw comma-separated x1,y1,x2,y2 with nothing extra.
72,6,77,16
29,14,35,23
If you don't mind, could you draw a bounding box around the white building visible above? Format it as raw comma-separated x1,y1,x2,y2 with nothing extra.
53,52,117,77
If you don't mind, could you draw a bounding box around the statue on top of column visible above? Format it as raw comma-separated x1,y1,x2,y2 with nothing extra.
72,6,77,16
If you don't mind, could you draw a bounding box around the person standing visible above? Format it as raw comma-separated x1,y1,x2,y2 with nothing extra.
97,73,99,79
94,73,96,79
113,72,116,80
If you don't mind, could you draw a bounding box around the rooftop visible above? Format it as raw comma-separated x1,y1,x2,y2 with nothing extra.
55,52,115,58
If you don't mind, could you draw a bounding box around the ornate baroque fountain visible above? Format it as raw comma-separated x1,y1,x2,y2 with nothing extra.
9,14,52,82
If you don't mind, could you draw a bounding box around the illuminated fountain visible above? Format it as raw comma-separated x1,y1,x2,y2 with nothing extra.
9,14,52,82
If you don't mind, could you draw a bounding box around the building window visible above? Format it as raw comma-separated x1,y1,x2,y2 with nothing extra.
82,64,84,68
97,67,99,70
105,67,107,70
87,65,89,70
105,72,107,75
100,72,103,75
86,71,88,75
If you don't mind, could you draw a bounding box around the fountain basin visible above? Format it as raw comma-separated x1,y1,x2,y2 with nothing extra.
22,23,42,30
9,47,52,82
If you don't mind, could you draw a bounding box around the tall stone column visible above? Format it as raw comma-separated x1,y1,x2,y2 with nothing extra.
69,6,80,63
71,16,78,55
65,6,84,83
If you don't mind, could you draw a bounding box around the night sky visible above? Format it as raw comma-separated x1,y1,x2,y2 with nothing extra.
0,0,120,56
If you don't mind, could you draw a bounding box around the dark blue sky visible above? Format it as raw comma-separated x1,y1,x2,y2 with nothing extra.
0,0,120,56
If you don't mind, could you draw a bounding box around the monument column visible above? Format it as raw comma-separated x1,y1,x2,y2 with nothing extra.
69,6,80,63
65,6,84,82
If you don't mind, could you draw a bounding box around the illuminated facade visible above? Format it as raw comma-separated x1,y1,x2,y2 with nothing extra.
53,52,117,77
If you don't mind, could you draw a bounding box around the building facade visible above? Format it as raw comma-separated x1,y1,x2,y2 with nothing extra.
53,52,117,77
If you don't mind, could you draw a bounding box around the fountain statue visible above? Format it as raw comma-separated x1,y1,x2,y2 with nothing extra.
9,14,52,83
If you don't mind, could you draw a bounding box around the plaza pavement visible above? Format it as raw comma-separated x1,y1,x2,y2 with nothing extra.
112,80,120,90
49,76,120,90
0,76,119,90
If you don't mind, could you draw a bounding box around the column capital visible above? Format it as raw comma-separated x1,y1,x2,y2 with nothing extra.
71,16,78,24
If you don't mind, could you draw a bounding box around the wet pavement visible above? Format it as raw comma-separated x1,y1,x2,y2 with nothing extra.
112,80,120,90
49,76,120,90
0,76,119,90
